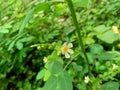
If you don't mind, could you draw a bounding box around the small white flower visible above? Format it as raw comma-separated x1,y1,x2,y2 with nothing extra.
2,16,8,21
112,64,118,70
84,76,90,84
62,42,74,58
43,57,48,63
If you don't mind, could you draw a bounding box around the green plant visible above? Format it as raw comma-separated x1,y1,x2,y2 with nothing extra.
1,0,120,90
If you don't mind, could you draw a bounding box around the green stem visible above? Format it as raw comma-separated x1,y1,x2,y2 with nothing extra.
66,0,90,74
63,52,81,70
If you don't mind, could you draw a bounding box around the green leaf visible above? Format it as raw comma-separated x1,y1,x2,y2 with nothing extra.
76,83,87,90
87,52,96,64
63,26,75,35
74,0,89,7
18,8,34,35
44,70,51,81
94,25,108,33
72,62,83,72
43,71,73,90
97,30,119,44
98,52,115,61
57,71,73,90
85,36,95,45
99,81,119,90
48,61,63,74
4,23,12,28
19,36,34,42
16,41,23,50
43,75,58,90
0,23,12,33
0,28,9,33
55,3,66,16
34,3,50,13
8,40,16,51
36,69,46,81
90,44,103,55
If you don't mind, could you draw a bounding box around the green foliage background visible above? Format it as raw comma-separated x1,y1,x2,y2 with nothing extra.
0,0,120,90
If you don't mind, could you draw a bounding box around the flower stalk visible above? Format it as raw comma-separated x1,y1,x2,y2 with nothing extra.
66,0,90,75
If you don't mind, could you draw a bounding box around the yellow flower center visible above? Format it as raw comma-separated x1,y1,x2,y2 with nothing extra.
63,46,69,53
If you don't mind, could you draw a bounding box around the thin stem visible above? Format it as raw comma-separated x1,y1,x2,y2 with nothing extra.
63,52,81,70
66,0,90,75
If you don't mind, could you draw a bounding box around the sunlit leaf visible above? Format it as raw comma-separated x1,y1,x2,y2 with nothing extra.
34,3,50,12
74,0,89,7
44,70,51,81
36,69,46,81
16,41,23,50
0,28,9,33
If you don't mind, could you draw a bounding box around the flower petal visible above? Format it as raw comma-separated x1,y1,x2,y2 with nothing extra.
68,43,73,48
63,42,67,46
68,49,74,54
84,79,89,83
65,53,70,58
62,49,65,54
